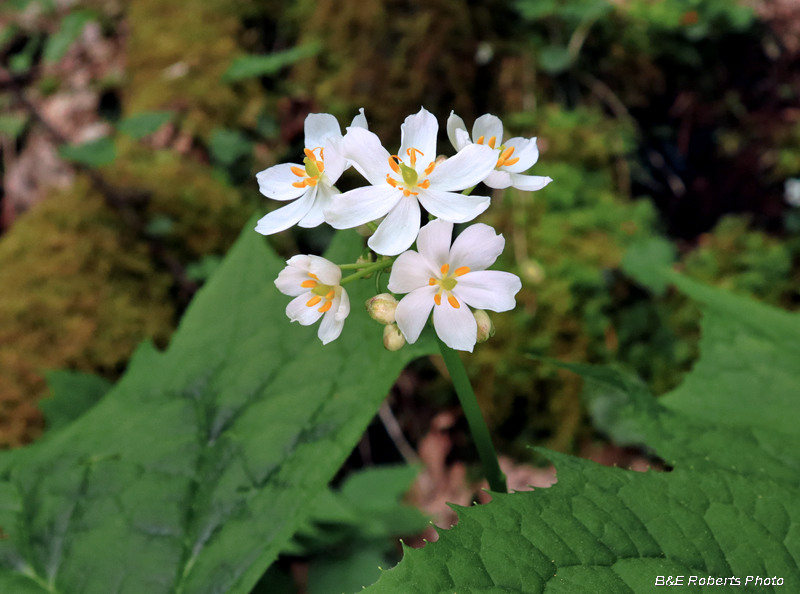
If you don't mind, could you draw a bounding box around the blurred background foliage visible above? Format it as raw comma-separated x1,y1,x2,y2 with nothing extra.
1,0,800,467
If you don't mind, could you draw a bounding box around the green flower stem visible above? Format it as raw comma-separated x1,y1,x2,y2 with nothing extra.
436,336,507,493
462,185,476,196
339,262,369,270
340,258,394,286
366,221,378,231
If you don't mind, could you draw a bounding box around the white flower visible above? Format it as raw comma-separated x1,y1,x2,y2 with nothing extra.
255,109,368,235
275,255,351,344
387,219,522,352
785,178,800,207
447,112,552,192
325,107,498,256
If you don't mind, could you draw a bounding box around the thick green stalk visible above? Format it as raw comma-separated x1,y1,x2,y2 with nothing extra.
436,336,507,493
339,258,394,285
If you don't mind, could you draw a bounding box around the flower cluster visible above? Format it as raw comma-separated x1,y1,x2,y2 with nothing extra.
257,108,550,351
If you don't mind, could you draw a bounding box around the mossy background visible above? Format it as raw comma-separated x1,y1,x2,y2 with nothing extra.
1,0,800,461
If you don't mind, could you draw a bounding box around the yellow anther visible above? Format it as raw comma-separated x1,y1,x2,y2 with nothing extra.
389,156,401,174
304,148,315,160
501,146,515,161
317,161,325,173
504,157,519,167
495,158,505,168
406,147,424,166
306,296,322,307
476,136,485,144
434,293,442,306
488,136,497,149
290,166,306,177
454,266,470,276
325,290,335,300
418,179,430,189
306,176,318,186
429,277,436,286
301,280,318,288
318,301,333,313
402,188,419,197
424,161,436,175
441,264,450,275
292,180,307,188
448,295,460,309
386,176,397,187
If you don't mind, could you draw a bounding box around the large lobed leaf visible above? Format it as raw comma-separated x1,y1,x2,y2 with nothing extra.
363,266,800,593
0,223,434,594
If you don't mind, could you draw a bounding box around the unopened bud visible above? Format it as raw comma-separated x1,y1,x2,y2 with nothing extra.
366,293,398,324
383,323,406,351
474,310,495,343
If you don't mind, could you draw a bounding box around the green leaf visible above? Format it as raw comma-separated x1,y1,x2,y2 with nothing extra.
538,45,572,74
117,111,174,139
43,11,95,63
39,370,112,432
0,114,27,139
209,128,252,166
308,546,385,594
222,42,322,83
622,236,676,295
0,223,435,594
58,137,117,167
363,273,800,593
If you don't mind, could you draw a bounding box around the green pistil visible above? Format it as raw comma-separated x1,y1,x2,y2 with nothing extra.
441,277,458,291
311,283,333,296
399,163,418,186
304,157,320,178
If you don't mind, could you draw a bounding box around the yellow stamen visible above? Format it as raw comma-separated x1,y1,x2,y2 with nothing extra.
406,147,423,166
304,148,315,160
441,264,450,275
318,301,332,313
319,147,324,159
309,273,318,280
495,158,505,168
434,293,442,306
500,146,515,161
290,166,306,177
424,162,436,175
488,136,497,149
325,290,335,300
386,176,397,187
301,280,317,288
402,188,419,197
317,161,324,173
504,157,519,166
476,136,485,144
428,277,436,286
454,266,470,276
306,296,322,307
305,176,318,186
448,295,460,309
389,156,400,174
292,180,306,188
418,179,430,189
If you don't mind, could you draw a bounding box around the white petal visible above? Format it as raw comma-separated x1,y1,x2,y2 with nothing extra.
286,292,325,326
432,297,477,352
448,223,505,271
325,185,400,229
399,107,437,172
417,188,490,224
256,163,308,201
501,137,539,173
509,173,552,192
318,291,349,345
350,108,368,130
254,188,317,235
368,194,421,256
343,127,393,186
305,113,342,150
446,111,468,151
416,219,453,270
454,128,472,151
306,255,342,285
472,114,504,145
298,183,339,229
427,144,497,192
321,136,346,184
454,270,521,312
483,170,513,189
275,264,311,297
395,286,436,344
388,250,438,294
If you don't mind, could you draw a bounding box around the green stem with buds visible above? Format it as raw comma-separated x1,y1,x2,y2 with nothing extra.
436,336,507,493
340,258,394,285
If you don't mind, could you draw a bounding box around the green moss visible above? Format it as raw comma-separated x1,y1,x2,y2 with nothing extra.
0,178,173,447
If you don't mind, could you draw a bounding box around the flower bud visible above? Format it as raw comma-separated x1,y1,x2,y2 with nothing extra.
383,323,406,351
365,293,398,325
473,310,495,343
